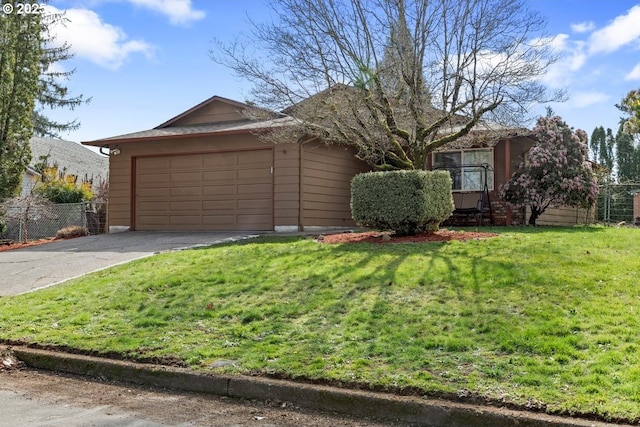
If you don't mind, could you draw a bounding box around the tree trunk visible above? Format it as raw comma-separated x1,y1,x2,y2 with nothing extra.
528,207,542,226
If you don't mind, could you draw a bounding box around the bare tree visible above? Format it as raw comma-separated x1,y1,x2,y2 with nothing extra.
212,0,563,170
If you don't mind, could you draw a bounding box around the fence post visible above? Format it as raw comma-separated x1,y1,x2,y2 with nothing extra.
604,183,610,225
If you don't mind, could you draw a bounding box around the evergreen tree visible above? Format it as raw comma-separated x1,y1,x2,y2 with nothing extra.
615,123,640,182
0,6,85,200
0,8,42,199
33,11,86,138
589,126,614,180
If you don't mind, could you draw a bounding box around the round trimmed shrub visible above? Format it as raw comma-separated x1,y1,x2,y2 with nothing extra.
351,170,454,235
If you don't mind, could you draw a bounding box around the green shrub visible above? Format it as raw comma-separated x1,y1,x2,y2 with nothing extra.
35,181,92,203
351,170,454,235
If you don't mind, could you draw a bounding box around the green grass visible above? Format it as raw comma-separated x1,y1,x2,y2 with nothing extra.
1,226,640,421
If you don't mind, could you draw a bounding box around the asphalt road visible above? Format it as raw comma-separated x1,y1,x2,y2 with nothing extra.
0,367,398,427
0,231,258,296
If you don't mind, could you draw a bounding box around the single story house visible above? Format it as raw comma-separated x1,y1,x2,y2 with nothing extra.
22,137,109,196
83,95,592,233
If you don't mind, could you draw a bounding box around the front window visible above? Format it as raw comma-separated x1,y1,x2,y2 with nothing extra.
433,149,494,191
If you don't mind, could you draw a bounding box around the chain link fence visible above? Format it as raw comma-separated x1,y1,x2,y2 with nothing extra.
1,202,107,242
597,183,640,225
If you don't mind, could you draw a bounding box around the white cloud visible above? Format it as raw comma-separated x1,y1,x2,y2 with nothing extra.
588,5,640,54
539,34,587,88
625,63,640,81
127,0,205,26
567,91,610,108
571,21,595,34
46,6,154,70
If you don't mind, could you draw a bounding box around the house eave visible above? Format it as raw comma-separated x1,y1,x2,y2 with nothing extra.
82,117,299,147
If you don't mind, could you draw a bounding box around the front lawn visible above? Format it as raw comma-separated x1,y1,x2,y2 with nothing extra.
1,226,639,422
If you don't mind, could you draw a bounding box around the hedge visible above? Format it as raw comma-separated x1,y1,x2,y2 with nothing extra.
351,170,454,235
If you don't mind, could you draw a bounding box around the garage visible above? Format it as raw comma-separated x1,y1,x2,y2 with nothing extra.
134,149,273,231
83,95,369,233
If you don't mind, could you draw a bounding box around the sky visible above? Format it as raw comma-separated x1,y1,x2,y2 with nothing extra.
38,0,640,149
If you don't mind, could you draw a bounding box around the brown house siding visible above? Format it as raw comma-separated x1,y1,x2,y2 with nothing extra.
493,137,531,226
107,152,132,230
273,144,301,229
300,141,370,228
162,100,248,127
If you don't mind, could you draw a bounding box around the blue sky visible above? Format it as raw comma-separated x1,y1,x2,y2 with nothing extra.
44,0,640,146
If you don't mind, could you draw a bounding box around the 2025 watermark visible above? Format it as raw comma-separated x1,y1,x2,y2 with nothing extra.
2,3,46,15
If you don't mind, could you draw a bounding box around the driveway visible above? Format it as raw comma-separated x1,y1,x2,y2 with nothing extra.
0,231,259,296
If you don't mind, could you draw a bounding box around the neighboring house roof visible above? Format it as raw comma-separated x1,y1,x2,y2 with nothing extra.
29,137,109,181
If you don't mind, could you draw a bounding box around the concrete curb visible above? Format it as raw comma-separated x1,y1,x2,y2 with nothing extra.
9,346,624,427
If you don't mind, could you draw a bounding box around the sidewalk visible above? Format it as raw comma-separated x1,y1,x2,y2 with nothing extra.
5,345,626,427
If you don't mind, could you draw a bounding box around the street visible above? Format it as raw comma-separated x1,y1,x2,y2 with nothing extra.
0,367,404,427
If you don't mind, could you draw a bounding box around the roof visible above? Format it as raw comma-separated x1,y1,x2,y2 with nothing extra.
283,84,532,149
29,137,109,180
83,116,298,146
155,95,255,129
82,89,531,149
433,123,534,151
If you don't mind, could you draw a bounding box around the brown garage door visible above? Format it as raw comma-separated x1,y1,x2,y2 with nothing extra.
135,149,273,231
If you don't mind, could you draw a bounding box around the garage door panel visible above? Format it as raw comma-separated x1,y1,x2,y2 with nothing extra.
203,185,236,197
238,183,272,195
170,186,202,198
202,215,237,226
138,201,169,212
203,170,236,182
138,174,169,186
203,199,236,211
238,199,272,210
170,156,203,170
169,200,201,211
171,171,202,185
136,149,273,231
202,152,236,167
137,214,170,225
138,157,170,171
137,187,169,198
169,215,202,226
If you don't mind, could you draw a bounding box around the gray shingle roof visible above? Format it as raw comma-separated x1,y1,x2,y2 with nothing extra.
29,137,109,181
83,117,298,146
433,123,533,151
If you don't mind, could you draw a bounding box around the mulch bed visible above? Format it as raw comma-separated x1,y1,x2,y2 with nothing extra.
320,229,499,244
0,238,56,253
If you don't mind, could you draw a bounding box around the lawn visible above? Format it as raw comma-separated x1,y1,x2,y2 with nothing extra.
1,226,639,422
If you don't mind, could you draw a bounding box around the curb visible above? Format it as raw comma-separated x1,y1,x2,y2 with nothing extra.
9,346,624,427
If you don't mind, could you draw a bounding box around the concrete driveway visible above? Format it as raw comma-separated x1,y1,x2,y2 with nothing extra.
0,231,259,296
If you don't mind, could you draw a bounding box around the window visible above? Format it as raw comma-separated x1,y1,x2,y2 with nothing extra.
433,149,494,191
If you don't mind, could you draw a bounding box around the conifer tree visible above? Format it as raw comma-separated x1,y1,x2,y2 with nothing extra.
0,5,85,200
0,8,42,199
